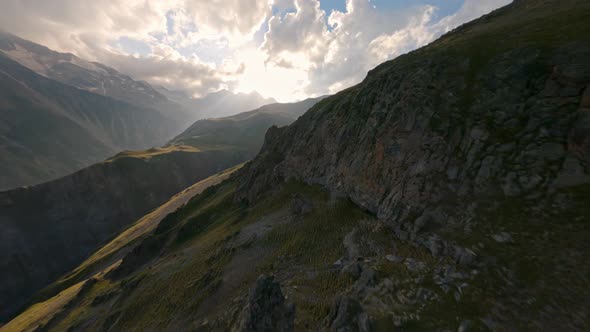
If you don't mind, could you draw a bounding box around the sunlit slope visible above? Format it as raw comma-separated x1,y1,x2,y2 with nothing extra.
0,147,244,322
1,165,241,332
3,176,377,331
0,96,322,323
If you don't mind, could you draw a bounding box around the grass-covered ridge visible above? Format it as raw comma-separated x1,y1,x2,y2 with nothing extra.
6,177,379,331
105,145,204,162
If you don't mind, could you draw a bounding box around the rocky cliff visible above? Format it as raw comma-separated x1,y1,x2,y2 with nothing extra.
238,0,590,215
234,0,590,329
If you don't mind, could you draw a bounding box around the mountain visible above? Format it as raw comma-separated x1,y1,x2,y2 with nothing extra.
0,97,321,322
156,86,277,120
0,32,191,123
0,33,283,190
170,97,323,154
6,0,588,330
0,53,182,190
0,32,277,124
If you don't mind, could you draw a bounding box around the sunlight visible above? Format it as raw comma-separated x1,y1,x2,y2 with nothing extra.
234,48,309,102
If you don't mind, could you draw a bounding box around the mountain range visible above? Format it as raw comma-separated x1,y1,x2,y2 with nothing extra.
0,33,276,190
0,97,321,322
1,0,590,331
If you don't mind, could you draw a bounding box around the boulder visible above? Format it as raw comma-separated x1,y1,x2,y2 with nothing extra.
236,275,295,332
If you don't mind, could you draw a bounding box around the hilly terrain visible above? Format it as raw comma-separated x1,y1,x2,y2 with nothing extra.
0,32,277,124
0,33,278,190
0,97,320,323
0,53,179,190
0,32,191,123
5,0,588,331
171,97,322,154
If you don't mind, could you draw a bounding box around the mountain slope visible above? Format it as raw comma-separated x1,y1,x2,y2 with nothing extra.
0,32,191,123
6,0,589,331
0,147,245,322
0,166,241,332
156,86,277,120
0,53,179,189
171,97,322,154
0,97,320,323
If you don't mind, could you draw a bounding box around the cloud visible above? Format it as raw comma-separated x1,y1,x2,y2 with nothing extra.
183,0,271,40
261,0,512,96
101,51,233,95
0,0,512,101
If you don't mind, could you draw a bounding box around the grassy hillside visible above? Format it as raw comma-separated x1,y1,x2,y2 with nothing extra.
1,166,240,332
170,97,322,153
0,97,322,323
0,148,246,322
3,176,375,331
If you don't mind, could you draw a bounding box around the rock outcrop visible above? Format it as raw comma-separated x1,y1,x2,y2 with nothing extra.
235,275,295,332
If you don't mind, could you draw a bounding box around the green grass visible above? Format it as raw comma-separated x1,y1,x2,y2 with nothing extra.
105,145,203,162
29,166,242,312
27,179,377,331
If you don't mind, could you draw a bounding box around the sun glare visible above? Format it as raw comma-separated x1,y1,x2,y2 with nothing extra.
235,48,309,102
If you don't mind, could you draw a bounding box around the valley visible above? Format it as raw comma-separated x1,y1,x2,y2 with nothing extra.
0,98,320,322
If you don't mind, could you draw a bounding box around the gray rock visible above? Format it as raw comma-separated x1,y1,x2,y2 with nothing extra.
454,247,477,265
491,232,513,243
385,254,403,263
404,258,427,272
424,235,445,258
341,262,363,280
290,194,314,216
343,230,361,260
236,275,295,332
328,296,370,332
353,268,376,294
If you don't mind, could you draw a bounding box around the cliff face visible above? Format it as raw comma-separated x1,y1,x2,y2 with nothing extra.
232,0,590,328
0,149,244,321
238,0,590,218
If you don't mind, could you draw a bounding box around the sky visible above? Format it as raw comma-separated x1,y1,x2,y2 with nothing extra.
0,0,511,102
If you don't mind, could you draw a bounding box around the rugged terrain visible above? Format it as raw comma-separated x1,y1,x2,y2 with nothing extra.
0,53,178,189
0,32,190,123
3,0,590,331
171,97,322,154
0,33,278,189
0,97,319,323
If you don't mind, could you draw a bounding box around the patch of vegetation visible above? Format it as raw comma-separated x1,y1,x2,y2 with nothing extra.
105,145,203,162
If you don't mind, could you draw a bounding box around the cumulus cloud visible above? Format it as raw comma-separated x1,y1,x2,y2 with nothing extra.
184,0,270,39
101,52,233,95
262,0,512,95
0,0,512,101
